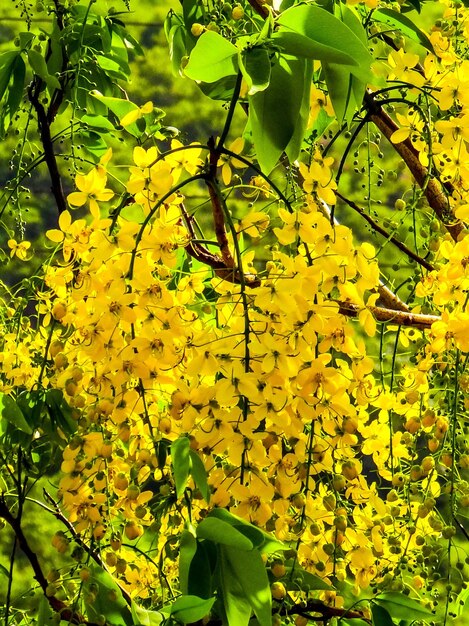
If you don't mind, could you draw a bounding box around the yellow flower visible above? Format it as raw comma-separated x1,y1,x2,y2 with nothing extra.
67,168,114,214
219,137,246,185
7,239,31,260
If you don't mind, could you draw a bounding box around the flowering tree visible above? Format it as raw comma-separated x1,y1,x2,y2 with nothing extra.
0,0,468,625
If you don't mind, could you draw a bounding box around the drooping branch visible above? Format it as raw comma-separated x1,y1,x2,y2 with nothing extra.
28,83,67,215
338,301,440,329
180,202,260,286
43,490,132,606
0,494,89,624
246,0,269,17
365,92,464,242
337,191,435,272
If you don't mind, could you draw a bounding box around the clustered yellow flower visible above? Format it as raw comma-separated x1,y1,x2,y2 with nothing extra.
0,135,463,605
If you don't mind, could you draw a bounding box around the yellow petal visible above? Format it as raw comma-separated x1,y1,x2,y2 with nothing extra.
120,108,140,127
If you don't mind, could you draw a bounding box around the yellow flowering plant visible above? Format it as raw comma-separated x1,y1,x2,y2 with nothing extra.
0,1,469,626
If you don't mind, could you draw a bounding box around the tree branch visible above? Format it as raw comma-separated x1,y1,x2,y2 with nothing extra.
338,301,439,329
337,191,435,272
28,80,67,215
365,93,464,242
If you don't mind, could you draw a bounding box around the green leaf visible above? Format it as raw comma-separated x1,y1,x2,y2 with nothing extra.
81,114,116,130
284,58,313,162
90,91,141,137
272,30,358,65
239,47,271,95
0,51,20,102
456,584,469,617
371,603,394,626
168,595,215,624
374,592,433,621
187,540,214,599
0,393,32,434
323,61,361,126
208,508,283,552
373,8,434,53
0,563,9,578
404,0,421,12
197,517,254,550
27,49,61,90
189,449,210,503
131,603,164,626
165,11,186,75
18,32,35,50
219,546,253,626
37,595,55,626
171,436,191,499
120,203,146,223
5,55,26,123
184,31,238,83
277,4,373,80
179,530,197,595
249,54,306,173
83,565,132,626
285,565,333,591
96,54,130,80
222,546,272,626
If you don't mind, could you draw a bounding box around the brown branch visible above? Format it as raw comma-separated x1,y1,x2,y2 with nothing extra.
375,283,410,313
43,490,132,607
180,202,260,286
337,191,435,272
206,137,237,270
28,79,67,215
0,494,91,623
279,599,372,623
246,0,269,17
365,93,464,242
338,301,440,329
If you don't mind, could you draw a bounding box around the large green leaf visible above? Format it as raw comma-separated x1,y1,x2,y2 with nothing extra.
131,603,164,626
197,517,254,550
37,595,55,626
89,91,142,136
0,51,20,102
187,540,214,599
239,47,271,95
171,435,191,499
5,55,26,121
167,595,215,624
222,546,272,626
374,592,433,621
219,547,253,626
373,8,434,52
323,61,361,126
0,393,32,434
285,565,333,591
272,30,358,65
277,4,373,81
249,54,306,173
83,565,132,626
27,49,61,90
371,603,394,626
285,57,313,162
189,449,210,503
184,31,238,83
208,508,285,552
179,530,197,595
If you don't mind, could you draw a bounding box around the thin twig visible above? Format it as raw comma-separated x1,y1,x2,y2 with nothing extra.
336,191,435,272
